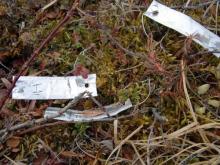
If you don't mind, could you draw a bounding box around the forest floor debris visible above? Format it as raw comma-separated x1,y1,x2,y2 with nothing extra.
0,0,220,164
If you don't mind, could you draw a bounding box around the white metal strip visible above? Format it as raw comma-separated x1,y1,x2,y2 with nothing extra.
144,0,220,57
12,74,97,100
44,99,132,121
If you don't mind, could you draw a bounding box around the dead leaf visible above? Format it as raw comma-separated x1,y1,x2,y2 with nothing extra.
6,136,21,148
60,151,83,158
0,144,3,150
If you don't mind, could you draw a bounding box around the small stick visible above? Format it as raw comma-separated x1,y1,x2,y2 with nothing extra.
105,125,143,164
113,119,118,145
40,0,58,12
130,141,145,165
0,61,10,72
15,113,137,136
0,2,79,111
147,118,156,165
181,59,209,143
172,1,214,9
38,138,60,161
87,92,110,117
0,92,86,141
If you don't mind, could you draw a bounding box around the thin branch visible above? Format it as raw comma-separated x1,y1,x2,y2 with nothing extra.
0,2,79,111
13,105,151,136
106,32,145,58
0,92,86,141
172,1,215,9
181,59,210,143
130,141,145,165
181,60,197,123
105,125,143,164
40,0,58,12
87,92,110,117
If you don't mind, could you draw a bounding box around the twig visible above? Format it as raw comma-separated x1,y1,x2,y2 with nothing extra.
152,109,167,123
147,119,156,165
40,0,58,12
172,1,214,9
181,60,197,123
190,50,220,57
75,140,106,162
16,117,124,136
185,0,192,8
0,92,86,141
87,93,103,109
130,141,145,165
160,143,206,165
87,92,110,117
182,0,192,13
203,0,216,18
215,1,219,34
3,155,19,165
14,108,150,136
114,119,118,145
115,147,121,161
115,62,144,73
0,2,79,111
137,79,152,106
16,121,66,136
141,13,149,37
0,61,10,72
105,125,143,164
106,32,145,58
181,59,209,143
38,138,60,161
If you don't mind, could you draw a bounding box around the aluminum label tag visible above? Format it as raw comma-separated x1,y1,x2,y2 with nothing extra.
144,0,220,57
12,74,97,100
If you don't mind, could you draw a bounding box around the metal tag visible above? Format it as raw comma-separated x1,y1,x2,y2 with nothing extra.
144,0,220,57
44,99,132,121
12,74,97,100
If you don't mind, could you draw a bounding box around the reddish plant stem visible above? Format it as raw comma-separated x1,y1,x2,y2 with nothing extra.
0,2,78,111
